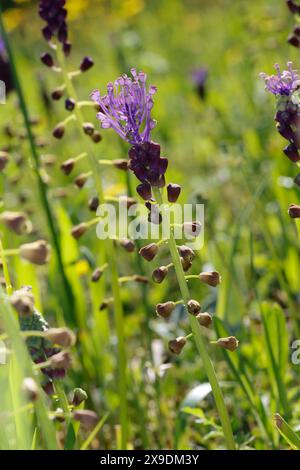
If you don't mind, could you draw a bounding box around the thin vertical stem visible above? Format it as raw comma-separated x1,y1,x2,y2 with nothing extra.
153,187,236,450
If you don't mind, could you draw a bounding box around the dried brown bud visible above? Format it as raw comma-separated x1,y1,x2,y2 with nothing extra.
53,123,65,139
88,196,99,212
71,223,88,239
11,289,35,316
178,245,195,262
51,88,65,100
44,328,76,348
113,159,129,171
73,409,98,430
139,243,159,261
156,301,176,319
22,377,39,402
83,122,95,135
199,271,221,287
71,388,88,407
183,221,202,237
91,131,102,143
168,336,187,355
288,204,300,218
132,275,149,284
181,257,193,272
217,336,239,352
196,312,212,328
0,151,9,171
20,240,50,265
187,299,201,315
152,266,168,283
61,158,75,175
49,350,72,370
119,238,135,252
91,267,104,282
75,173,88,188
0,211,31,235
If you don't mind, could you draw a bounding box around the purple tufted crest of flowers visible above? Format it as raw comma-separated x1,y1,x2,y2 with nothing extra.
91,68,157,145
260,62,300,96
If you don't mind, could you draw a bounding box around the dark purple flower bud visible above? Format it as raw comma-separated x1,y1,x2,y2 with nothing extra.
178,245,195,262
51,88,65,100
42,26,52,42
167,183,181,203
277,123,294,141
113,159,128,171
288,34,300,48
80,56,94,72
286,1,300,14
152,266,168,283
65,98,76,111
137,181,152,200
91,267,103,282
63,42,72,56
288,203,300,218
92,131,102,143
191,67,208,100
294,25,300,36
61,158,75,175
40,52,54,67
139,243,159,261
75,173,88,188
53,123,65,139
83,122,95,135
119,238,135,253
88,196,99,211
294,173,300,187
283,143,300,162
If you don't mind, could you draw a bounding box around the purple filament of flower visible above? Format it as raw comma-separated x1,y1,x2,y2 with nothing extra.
91,68,157,145
260,62,300,96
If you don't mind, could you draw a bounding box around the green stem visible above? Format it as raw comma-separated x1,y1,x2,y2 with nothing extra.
153,187,236,450
55,44,128,449
0,12,75,325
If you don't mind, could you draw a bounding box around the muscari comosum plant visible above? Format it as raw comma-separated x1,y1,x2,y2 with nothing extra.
90,69,239,450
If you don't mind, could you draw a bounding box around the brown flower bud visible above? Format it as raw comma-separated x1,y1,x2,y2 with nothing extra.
199,271,221,287
20,240,50,265
73,409,98,430
288,34,300,48
132,274,149,284
183,221,202,237
156,301,176,319
61,158,75,175
91,131,102,143
49,350,72,370
168,336,187,355
83,122,95,135
196,312,212,328
11,290,35,316
0,211,31,235
181,257,193,272
51,88,65,100
288,204,300,218
88,196,99,212
217,336,239,352
91,267,104,282
53,123,65,139
167,183,181,203
44,327,76,348
178,245,195,262
71,388,88,407
187,299,201,315
22,377,39,402
0,151,9,171
139,243,159,261
71,223,88,239
75,173,88,188
152,265,168,283
113,159,128,171
119,238,135,252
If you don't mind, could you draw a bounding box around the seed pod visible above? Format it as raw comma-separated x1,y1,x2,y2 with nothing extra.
44,328,76,348
83,122,95,135
156,301,176,319
152,266,168,283
181,257,193,272
139,243,159,261
196,312,212,328
80,56,94,72
61,158,75,175
22,377,39,402
288,203,300,218
75,173,88,189
73,409,98,430
88,196,99,212
136,181,152,200
167,183,181,203
20,240,50,265
199,271,221,287
53,123,65,139
183,221,202,237
132,275,149,284
72,388,88,407
168,336,187,355
49,350,72,370
11,290,35,316
71,223,88,239
0,211,31,235
91,131,102,143
217,336,239,352
0,151,9,171
40,52,54,67
65,98,76,111
91,267,103,282
178,245,195,262
113,159,128,171
187,299,201,315
119,238,135,252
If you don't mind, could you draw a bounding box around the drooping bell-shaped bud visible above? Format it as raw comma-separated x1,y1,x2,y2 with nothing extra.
61,158,75,175
51,88,65,101
152,265,168,283
178,245,195,262
156,301,176,319
20,240,50,265
11,289,35,316
53,123,65,139
73,409,98,430
217,336,239,352
71,388,88,407
119,238,135,252
283,143,300,162
167,183,181,203
0,211,31,235
65,98,76,111
288,203,300,218
132,275,149,284
139,243,159,261
49,351,72,370
71,223,88,239
91,267,104,282
136,181,152,200
40,52,54,68
80,57,94,72
88,196,99,212
113,159,129,171
187,299,201,315
196,312,212,328
44,328,76,348
91,131,102,143
168,336,187,355
83,122,95,135
199,271,221,287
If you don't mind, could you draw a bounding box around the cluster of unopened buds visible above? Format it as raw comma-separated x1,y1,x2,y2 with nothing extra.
286,1,300,48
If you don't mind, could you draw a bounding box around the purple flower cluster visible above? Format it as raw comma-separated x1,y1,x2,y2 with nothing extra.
260,62,300,162
128,141,168,187
39,0,71,55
